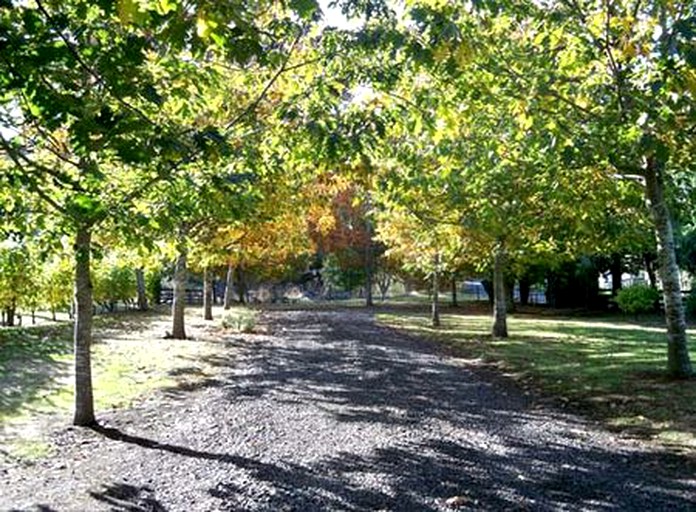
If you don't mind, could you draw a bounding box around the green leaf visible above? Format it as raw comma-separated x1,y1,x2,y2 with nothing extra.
290,0,320,20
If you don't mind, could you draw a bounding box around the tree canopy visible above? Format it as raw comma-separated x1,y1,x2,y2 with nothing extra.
1,0,694,426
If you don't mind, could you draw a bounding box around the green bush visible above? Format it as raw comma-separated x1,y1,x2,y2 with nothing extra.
615,285,660,315
221,309,256,333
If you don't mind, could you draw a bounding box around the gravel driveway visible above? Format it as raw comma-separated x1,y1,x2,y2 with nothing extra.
2,309,695,511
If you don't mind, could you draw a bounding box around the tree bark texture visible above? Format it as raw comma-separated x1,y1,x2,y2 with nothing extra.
223,263,235,309
73,224,96,426
432,253,441,327
135,267,148,311
644,159,692,378
171,248,187,340
203,267,213,321
492,242,508,338
450,277,458,307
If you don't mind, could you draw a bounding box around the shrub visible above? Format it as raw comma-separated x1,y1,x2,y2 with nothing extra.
615,285,660,315
221,309,256,333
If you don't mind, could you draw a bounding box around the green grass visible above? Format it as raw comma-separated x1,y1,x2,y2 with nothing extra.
377,310,696,453
0,310,223,463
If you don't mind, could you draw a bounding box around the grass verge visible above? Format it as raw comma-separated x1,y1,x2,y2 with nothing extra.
0,310,226,463
377,310,696,454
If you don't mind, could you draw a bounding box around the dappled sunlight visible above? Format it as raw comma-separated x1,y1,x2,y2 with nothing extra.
377,309,696,452
0,308,234,461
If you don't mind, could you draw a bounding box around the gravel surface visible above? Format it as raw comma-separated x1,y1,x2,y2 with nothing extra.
2,309,695,511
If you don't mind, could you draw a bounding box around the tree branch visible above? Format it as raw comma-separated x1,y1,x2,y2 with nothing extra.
34,0,157,128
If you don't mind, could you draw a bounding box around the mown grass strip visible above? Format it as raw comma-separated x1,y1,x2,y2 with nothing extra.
377,310,696,453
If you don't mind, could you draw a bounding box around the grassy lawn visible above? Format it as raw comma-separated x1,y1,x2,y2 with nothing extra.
0,309,230,463
377,309,696,453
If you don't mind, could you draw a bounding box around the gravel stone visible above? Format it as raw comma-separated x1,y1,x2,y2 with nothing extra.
2,309,695,511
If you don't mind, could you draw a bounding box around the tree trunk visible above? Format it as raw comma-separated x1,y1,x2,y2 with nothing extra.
481,279,495,305
5,305,15,327
492,241,508,338
644,252,658,289
519,276,531,306
135,268,148,311
644,159,692,378
450,277,458,307
610,254,623,296
73,224,96,426
203,267,213,321
364,224,374,308
505,275,516,314
223,263,235,309
236,265,246,305
432,253,441,327
171,248,187,340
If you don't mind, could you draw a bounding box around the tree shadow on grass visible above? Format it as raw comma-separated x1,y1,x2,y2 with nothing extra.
381,309,696,447
0,325,73,418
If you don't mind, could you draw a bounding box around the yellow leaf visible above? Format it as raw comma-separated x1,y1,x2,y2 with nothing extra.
433,43,450,63
117,0,137,24
454,41,473,68
684,70,696,96
197,17,210,38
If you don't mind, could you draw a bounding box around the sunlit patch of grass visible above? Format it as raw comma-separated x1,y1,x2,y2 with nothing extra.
0,309,225,462
377,311,696,453
8,438,54,462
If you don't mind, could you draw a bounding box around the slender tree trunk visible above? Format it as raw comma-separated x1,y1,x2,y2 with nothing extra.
51,308,56,321
135,268,148,311
203,267,213,321
610,254,623,296
519,276,531,306
73,224,96,426
223,263,235,309
236,265,246,305
481,279,495,305
5,305,15,327
171,247,187,340
365,224,374,308
450,277,458,307
644,252,658,289
506,275,516,314
644,159,692,378
432,253,440,327
492,241,508,338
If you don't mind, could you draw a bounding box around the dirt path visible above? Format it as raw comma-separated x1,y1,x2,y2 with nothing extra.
2,310,695,511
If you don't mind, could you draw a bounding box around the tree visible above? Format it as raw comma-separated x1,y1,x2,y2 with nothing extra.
0,0,333,425
0,240,34,326
519,0,695,377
